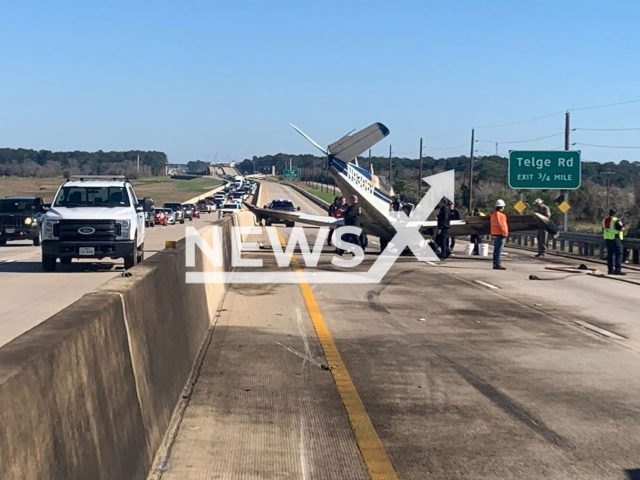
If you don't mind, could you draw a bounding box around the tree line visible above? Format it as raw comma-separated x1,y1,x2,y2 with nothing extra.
0,148,168,178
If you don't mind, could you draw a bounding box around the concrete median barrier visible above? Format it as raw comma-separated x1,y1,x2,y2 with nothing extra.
0,219,234,480
0,293,150,480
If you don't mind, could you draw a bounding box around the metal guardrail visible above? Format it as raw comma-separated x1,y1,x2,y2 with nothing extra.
502,231,640,264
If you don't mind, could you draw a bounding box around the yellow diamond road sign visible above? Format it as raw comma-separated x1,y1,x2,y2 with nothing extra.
514,200,526,213
558,201,571,213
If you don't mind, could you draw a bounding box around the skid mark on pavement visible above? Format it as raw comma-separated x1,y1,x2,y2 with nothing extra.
441,353,572,450
276,229,399,480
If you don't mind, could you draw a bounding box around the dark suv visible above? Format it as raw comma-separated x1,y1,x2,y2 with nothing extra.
0,196,47,246
262,199,299,227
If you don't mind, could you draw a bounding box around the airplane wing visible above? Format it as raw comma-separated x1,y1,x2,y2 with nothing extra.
246,203,344,228
419,213,558,237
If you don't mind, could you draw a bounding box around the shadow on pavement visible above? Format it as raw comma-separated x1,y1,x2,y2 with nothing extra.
0,261,117,273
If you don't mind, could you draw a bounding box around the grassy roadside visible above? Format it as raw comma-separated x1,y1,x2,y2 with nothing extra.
289,181,339,204
0,176,223,206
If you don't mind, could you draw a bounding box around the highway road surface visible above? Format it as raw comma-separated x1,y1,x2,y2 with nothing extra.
155,181,640,480
0,215,216,348
221,166,240,177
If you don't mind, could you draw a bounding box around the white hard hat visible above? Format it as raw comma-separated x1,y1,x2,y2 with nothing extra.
495,199,506,207
534,198,543,205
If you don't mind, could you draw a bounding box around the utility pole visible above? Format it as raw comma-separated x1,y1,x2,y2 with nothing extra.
602,171,615,211
418,138,423,197
563,111,570,231
468,128,475,213
564,111,570,150
137,154,140,173
368,149,371,171
388,145,393,187
495,143,498,155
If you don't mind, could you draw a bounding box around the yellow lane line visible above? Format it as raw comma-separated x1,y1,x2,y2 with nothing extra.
276,230,399,480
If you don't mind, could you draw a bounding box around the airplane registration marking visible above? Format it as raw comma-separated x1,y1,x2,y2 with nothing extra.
347,164,375,196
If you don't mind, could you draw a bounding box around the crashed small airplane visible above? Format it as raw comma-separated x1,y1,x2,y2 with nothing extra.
247,122,557,252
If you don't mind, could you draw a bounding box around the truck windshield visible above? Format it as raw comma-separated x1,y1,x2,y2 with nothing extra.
53,187,130,207
270,201,294,210
0,199,38,213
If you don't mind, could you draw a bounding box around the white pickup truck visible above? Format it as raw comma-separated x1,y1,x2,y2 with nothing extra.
40,176,150,271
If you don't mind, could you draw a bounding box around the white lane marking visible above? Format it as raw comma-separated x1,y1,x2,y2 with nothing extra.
299,415,310,480
474,280,500,290
296,306,312,363
427,261,437,266
573,320,625,340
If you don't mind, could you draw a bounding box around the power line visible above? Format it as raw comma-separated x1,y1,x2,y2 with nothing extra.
478,132,564,145
569,98,640,112
574,127,640,131
419,97,640,136
574,142,640,149
475,111,565,129
423,142,470,150
422,128,470,138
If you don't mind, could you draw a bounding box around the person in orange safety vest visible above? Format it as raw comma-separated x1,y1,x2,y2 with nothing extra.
490,199,509,270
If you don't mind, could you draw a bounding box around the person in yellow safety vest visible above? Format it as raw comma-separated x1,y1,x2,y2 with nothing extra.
603,208,626,275
490,199,509,270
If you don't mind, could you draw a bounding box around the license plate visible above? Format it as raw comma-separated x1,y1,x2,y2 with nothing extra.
79,247,95,256
5,228,15,234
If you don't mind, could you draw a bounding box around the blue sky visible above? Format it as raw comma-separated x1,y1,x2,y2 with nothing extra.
1,0,639,163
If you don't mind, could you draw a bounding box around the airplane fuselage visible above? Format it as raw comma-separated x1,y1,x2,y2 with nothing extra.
328,157,396,243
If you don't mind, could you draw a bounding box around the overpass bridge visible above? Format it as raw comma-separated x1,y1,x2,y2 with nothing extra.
2,180,640,480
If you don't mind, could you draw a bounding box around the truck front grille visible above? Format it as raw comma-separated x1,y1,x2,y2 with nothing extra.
0,216,23,228
56,220,120,242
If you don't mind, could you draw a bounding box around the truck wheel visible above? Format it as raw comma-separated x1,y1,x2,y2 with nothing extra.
180,219,185,224
150,221,155,227
60,257,72,265
42,254,57,272
124,240,137,270
0,239,7,246
33,233,41,246
137,243,144,264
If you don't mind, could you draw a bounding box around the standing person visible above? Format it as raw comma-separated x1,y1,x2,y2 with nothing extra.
603,208,626,275
391,194,402,212
490,199,509,270
534,198,551,258
435,198,450,259
341,195,362,254
327,196,343,246
470,207,485,255
448,201,460,255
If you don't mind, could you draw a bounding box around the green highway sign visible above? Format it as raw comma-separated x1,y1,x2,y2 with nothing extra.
508,150,581,190
283,169,298,179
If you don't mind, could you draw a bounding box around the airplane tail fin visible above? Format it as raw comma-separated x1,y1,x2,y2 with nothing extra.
329,123,389,162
